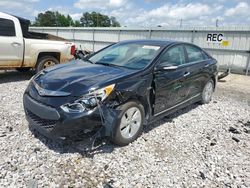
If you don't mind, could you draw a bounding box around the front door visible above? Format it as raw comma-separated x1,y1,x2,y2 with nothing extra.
154,45,189,116
0,18,23,67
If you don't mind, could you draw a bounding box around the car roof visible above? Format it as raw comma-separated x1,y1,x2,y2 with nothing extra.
119,39,182,47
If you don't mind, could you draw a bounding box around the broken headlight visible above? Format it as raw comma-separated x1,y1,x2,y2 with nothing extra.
60,84,115,113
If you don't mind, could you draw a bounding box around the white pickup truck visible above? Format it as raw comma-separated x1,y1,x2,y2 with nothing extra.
0,12,75,73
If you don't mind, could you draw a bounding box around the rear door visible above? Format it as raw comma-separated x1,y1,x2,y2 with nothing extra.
183,44,211,98
0,17,24,67
153,44,190,115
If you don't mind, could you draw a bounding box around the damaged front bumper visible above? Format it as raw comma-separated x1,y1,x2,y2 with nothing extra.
23,93,106,141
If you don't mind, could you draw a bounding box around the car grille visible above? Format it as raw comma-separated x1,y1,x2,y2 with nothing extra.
26,109,57,131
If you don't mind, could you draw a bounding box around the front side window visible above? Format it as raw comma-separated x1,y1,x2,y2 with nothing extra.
158,45,185,66
185,45,205,63
0,18,16,37
89,43,161,69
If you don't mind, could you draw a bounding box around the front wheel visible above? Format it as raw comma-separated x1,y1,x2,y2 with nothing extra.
111,101,145,146
200,79,214,104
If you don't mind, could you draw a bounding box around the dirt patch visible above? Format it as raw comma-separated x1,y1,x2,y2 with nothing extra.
216,74,250,103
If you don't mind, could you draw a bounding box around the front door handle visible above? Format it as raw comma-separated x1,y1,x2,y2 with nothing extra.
11,42,21,47
183,72,190,77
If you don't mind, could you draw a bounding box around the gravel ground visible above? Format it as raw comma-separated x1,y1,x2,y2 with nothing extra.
0,71,250,188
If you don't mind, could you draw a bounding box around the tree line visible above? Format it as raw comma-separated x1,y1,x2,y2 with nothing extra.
32,11,121,27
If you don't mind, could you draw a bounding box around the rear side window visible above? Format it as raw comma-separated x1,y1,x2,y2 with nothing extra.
159,45,185,66
185,45,205,63
0,18,16,37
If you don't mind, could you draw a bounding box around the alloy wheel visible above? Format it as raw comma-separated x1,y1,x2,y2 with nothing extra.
203,81,214,102
120,107,142,139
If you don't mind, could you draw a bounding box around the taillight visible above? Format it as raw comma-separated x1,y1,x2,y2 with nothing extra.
70,45,76,55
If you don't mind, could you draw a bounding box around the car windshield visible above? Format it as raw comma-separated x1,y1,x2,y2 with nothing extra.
88,43,161,69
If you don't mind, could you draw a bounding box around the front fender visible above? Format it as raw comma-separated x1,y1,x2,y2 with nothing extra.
105,73,154,123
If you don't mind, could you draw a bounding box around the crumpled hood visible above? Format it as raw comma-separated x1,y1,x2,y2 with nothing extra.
33,60,135,96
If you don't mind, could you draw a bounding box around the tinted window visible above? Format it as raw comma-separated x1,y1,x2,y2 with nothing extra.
185,45,205,63
159,45,185,66
0,18,16,36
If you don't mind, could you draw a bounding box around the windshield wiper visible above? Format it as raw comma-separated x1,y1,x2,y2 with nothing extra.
95,62,122,68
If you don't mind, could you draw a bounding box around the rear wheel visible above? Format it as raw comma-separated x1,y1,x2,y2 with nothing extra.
112,101,145,146
201,79,214,104
36,56,59,73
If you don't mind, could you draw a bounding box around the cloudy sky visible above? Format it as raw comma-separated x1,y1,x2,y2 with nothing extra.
0,0,250,27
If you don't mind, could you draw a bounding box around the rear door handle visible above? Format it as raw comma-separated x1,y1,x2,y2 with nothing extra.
183,72,190,77
11,42,21,47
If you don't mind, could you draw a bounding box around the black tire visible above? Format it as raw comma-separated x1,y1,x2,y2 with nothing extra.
16,67,31,72
200,79,214,104
35,56,59,73
111,101,145,146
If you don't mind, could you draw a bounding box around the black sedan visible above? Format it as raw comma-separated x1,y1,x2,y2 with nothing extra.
23,40,218,146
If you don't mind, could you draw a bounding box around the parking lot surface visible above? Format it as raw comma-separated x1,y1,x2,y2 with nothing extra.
0,71,250,187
